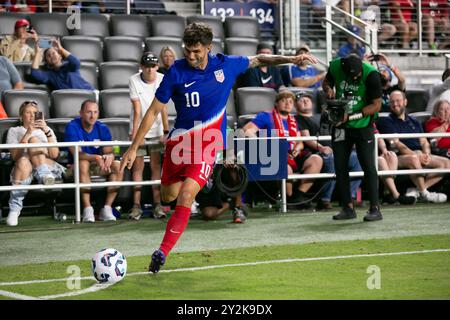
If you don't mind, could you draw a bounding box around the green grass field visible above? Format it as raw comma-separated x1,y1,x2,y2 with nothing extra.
1,202,450,300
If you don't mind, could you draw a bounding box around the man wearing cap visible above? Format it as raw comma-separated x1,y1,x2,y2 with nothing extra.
127,52,169,221
240,42,285,91
322,53,383,221
280,44,326,89
337,25,366,59
0,19,38,62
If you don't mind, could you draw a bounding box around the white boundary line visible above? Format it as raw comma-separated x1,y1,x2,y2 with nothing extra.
0,248,449,300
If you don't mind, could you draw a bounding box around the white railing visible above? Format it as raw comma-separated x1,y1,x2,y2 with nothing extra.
1,132,449,220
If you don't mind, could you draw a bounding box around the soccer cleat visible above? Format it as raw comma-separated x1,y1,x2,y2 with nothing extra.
332,207,357,220
363,206,383,222
419,190,447,203
232,206,247,223
149,249,166,274
128,204,143,221
153,204,167,219
99,206,117,221
82,206,95,223
6,211,20,226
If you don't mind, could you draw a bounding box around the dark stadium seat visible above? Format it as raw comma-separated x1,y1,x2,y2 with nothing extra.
236,87,277,117
2,89,50,119
70,13,110,39
99,89,132,118
144,37,183,61
225,38,259,56
45,118,72,142
110,14,149,39
0,12,29,36
51,89,97,118
99,61,139,90
29,13,69,37
103,36,144,63
226,89,237,126
149,15,186,38
0,118,19,143
410,111,432,129
406,89,430,113
187,15,225,41
211,39,224,55
79,62,99,90
61,36,103,65
99,118,130,141
13,62,48,91
225,16,260,39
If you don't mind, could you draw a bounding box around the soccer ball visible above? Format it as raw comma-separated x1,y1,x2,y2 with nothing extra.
91,248,127,284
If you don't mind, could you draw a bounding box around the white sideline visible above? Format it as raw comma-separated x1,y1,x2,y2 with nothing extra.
0,248,449,300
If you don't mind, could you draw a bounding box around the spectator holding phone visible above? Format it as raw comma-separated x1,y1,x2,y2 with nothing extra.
0,19,39,62
30,38,94,91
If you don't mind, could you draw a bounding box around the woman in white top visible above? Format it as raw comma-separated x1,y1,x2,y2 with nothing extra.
128,52,169,220
5,101,65,226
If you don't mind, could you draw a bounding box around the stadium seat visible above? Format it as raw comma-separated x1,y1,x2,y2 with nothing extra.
225,16,260,39
110,14,149,39
61,36,103,65
144,37,183,61
99,89,132,118
46,118,72,142
70,13,110,39
29,13,69,37
0,12,29,36
236,87,277,117
99,61,139,90
80,62,99,90
0,118,20,143
103,36,144,63
226,89,237,126
187,15,225,41
211,39,224,55
406,89,430,113
51,89,97,118
225,38,259,56
149,15,186,38
410,111,432,129
13,62,48,91
2,89,50,119
99,118,130,141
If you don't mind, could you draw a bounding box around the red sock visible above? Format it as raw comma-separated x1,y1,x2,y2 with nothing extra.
159,205,191,256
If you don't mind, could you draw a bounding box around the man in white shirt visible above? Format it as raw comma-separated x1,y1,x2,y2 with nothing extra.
128,51,169,220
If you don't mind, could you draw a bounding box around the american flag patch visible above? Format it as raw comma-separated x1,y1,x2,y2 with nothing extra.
214,69,225,83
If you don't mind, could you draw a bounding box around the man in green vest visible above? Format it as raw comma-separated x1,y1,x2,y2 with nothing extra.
322,54,383,221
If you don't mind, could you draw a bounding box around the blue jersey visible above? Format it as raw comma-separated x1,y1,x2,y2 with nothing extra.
252,111,290,136
155,53,249,146
64,117,112,158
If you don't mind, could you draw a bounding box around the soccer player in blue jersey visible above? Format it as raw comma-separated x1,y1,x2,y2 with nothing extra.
120,22,318,273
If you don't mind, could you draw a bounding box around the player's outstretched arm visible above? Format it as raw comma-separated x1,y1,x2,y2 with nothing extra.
120,97,166,171
248,52,318,69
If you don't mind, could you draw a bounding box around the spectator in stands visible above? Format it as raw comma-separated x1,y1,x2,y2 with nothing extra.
128,52,169,221
158,46,177,75
294,91,363,210
390,0,418,51
424,99,450,158
240,42,285,91
366,52,406,112
377,90,449,202
64,100,124,223
243,90,323,209
0,0,37,12
373,123,417,205
0,19,39,62
0,56,24,101
426,69,450,112
280,44,326,89
337,25,366,58
360,3,397,44
82,0,107,13
5,101,66,226
422,0,450,51
30,38,94,91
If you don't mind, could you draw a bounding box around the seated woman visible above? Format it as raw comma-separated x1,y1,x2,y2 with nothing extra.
30,38,94,91
424,99,450,158
5,101,66,226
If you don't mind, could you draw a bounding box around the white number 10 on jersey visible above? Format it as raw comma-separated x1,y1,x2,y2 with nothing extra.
185,92,200,107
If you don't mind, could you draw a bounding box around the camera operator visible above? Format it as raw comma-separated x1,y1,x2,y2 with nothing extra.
322,54,383,222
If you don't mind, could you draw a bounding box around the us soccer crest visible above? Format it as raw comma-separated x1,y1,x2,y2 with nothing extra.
214,69,225,83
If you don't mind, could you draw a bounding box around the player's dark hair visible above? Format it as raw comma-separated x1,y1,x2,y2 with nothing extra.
80,99,98,111
183,22,213,47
